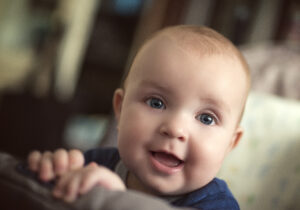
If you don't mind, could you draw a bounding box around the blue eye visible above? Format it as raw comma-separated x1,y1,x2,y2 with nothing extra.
146,98,165,109
197,113,215,125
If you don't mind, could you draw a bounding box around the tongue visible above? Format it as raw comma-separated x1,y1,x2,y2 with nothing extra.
153,152,181,167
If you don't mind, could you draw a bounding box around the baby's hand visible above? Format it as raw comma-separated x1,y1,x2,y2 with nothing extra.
52,162,126,202
27,149,84,182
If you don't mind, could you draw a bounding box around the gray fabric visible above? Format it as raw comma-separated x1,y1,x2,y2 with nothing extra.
0,152,192,210
0,152,71,210
76,187,191,210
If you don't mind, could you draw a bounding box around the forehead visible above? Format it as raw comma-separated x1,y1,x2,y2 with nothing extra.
126,28,250,88
127,34,246,87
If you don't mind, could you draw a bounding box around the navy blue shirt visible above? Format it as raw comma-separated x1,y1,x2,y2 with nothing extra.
84,147,240,210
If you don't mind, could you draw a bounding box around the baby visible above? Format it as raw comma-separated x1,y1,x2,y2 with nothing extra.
28,25,250,209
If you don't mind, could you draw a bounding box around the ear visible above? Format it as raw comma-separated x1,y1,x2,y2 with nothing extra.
226,126,243,154
113,88,124,122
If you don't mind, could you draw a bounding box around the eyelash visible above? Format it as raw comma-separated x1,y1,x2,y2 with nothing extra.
195,112,218,126
145,97,166,110
145,96,219,125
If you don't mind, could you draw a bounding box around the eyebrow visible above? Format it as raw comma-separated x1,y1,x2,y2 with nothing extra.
200,97,231,117
138,80,172,94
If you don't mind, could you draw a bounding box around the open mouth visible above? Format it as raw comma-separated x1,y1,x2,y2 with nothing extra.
150,151,184,174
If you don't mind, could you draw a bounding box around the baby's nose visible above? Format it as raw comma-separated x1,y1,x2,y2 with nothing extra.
159,115,188,141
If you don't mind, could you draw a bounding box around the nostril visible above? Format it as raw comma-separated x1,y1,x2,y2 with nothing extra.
178,136,185,141
159,124,187,140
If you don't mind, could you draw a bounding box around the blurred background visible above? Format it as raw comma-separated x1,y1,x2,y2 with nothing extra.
0,0,299,156
0,0,299,209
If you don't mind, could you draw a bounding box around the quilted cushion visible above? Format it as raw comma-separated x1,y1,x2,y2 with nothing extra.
218,92,300,210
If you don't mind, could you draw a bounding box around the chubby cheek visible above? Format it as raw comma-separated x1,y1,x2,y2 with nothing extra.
119,106,149,140
117,104,153,159
184,138,228,188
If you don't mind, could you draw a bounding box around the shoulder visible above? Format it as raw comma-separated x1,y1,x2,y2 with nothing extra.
172,178,240,210
84,147,120,170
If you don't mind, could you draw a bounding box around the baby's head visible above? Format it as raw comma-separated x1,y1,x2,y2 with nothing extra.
113,25,250,196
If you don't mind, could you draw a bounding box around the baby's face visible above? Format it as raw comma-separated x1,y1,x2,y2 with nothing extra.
114,35,248,195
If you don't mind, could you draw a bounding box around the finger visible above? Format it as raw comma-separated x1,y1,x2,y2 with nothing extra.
53,171,73,198
39,151,55,181
68,149,84,170
79,164,103,194
53,149,68,176
27,150,42,171
79,164,126,194
62,175,81,203
92,165,126,191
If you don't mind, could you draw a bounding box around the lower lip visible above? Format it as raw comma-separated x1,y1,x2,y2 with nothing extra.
149,152,184,175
